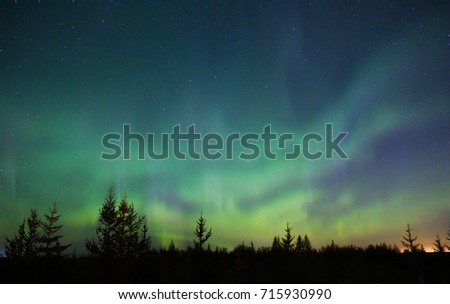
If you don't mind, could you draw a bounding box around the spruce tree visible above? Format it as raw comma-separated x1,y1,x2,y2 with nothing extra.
5,208,41,259
295,234,313,253
281,222,295,252
115,195,144,257
167,239,177,253
5,220,26,258
447,225,450,250
193,211,212,251
303,234,312,252
295,235,303,252
40,203,71,258
24,208,41,258
401,224,419,253
137,221,152,256
86,186,151,258
432,233,445,253
271,236,281,252
86,186,118,257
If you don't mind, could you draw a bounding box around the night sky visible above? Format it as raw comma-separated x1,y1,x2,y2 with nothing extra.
1,0,449,253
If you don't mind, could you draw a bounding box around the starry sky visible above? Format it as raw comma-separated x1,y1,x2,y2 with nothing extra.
1,0,449,253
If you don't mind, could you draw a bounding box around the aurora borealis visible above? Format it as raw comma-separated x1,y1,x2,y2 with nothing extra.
0,1,449,254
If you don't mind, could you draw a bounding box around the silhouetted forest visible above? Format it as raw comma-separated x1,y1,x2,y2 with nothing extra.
1,187,450,283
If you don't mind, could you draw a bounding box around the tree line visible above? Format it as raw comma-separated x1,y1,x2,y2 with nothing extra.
3,186,450,259
4,203,71,258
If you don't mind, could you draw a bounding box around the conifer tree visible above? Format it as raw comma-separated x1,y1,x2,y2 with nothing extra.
137,221,152,256
167,239,177,253
295,234,313,253
281,222,295,252
5,220,26,259
303,234,312,252
250,241,255,252
40,203,71,258
447,225,450,250
115,195,144,257
295,234,303,252
5,208,41,259
432,233,445,253
324,240,338,252
271,236,281,252
193,211,212,251
401,224,419,253
86,186,117,257
24,208,41,258
86,186,151,258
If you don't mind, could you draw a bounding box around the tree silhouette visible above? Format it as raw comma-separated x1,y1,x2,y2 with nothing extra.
303,234,312,252
193,211,212,251
432,233,445,253
115,195,149,257
321,240,339,253
295,234,313,253
40,203,71,258
5,220,26,259
24,208,41,258
5,208,41,259
281,222,295,252
366,242,400,253
137,222,152,256
271,236,281,253
295,235,303,252
401,224,419,253
86,186,151,258
447,225,450,250
86,186,118,257
167,239,177,253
